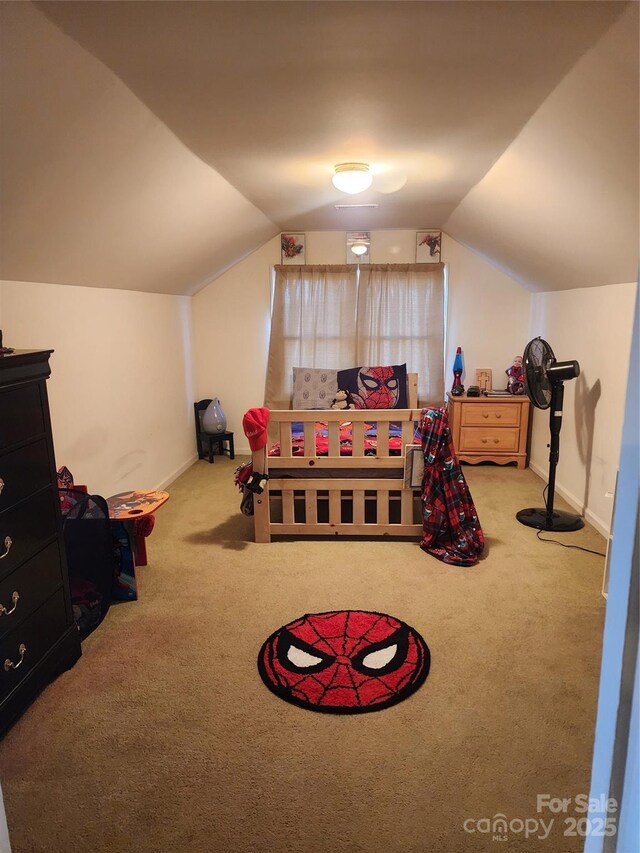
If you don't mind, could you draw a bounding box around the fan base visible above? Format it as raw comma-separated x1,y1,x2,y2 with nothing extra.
516,507,584,532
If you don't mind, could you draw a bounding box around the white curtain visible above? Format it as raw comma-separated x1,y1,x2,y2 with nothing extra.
264,262,445,408
357,264,445,405
265,265,358,408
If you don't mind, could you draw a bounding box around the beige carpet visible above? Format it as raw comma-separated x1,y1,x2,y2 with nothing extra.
0,459,607,853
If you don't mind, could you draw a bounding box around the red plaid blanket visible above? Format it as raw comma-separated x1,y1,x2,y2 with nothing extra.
420,408,484,566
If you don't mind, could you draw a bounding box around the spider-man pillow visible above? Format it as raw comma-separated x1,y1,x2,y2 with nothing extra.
336,363,408,409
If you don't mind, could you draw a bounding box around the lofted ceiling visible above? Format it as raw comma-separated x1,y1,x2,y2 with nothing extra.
0,1,637,295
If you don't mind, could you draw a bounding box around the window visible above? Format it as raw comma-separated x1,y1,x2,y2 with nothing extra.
265,263,445,408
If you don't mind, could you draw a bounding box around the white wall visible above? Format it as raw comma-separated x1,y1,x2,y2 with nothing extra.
191,231,532,453
529,282,637,535
2,245,632,538
191,236,278,452
0,280,195,497
443,235,531,392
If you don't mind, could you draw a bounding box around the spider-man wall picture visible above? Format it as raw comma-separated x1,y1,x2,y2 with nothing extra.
258,610,430,714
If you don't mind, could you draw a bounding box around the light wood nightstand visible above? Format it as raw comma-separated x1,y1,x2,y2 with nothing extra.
447,394,531,469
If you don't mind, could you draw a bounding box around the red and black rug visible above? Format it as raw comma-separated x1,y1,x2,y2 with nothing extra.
257,610,430,714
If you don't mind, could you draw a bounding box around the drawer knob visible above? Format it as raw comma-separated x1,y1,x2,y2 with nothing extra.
481,439,487,444
494,439,499,444
482,413,489,418
0,591,19,617
4,643,26,672
0,536,12,560
495,414,501,419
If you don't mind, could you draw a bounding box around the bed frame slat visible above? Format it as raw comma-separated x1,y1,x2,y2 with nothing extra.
272,523,422,536
269,456,401,469
408,373,418,408
305,490,317,524
282,491,295,524
376,421,390,456
401,491,414,524
353,489,365,524
329,491,341,524
402,420,415,449
269,478,406,491
279,422,292,457
377,491,389,524
351,422,365,456
328,421,340,456
303,422,316,456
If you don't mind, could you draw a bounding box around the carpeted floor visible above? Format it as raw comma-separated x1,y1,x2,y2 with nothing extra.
0,459,607,853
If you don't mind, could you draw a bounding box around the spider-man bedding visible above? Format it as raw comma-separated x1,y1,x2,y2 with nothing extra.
268,420,419,457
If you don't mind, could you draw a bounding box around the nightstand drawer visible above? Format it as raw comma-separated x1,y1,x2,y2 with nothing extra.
460,404,520,427
0,542,64,641
0,383,46,451
459,427,520,452
0,440,52,513
0,589,69,702
0,488,58,580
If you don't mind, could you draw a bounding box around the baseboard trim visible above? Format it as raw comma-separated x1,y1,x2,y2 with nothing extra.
529,461,610,538
155,454,198,491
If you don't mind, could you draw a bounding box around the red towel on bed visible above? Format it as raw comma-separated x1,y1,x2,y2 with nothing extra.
420,408,484,566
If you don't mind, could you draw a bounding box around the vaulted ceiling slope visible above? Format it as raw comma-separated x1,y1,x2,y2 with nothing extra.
445,2,639,292
0,2,277,296
0,1,637,295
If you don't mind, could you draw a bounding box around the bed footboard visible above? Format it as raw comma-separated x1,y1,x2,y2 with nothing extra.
252,407,423,542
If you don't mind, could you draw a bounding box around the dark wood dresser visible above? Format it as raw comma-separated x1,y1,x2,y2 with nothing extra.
0,350,81,734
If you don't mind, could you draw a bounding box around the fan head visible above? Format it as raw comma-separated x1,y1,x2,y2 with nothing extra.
523,337,555,409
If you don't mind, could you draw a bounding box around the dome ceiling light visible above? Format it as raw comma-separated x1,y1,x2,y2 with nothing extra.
332,163,373,195
346,231,371,264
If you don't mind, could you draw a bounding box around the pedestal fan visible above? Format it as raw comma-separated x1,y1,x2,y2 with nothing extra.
516,337,584,532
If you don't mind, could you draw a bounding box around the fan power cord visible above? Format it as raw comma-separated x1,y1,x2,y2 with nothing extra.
535,529,606,557
535,484,606,557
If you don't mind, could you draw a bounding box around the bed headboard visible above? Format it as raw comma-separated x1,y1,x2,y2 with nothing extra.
407,373,418,409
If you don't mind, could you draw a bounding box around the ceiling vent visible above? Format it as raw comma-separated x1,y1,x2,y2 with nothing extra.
334,204,379,210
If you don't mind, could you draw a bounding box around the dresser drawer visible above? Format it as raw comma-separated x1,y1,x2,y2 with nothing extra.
459,427,520,452
0,383,46,451
0,440,52,513
0,542,64,641
460,403,521,427
0,488,58,580
0,588,69,702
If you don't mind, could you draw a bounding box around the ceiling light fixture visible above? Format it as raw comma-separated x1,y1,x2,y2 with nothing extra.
350,244,368,256
332,163,373,194
346,231,371,264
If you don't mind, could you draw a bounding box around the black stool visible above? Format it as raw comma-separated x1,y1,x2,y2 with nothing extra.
194,401,235,463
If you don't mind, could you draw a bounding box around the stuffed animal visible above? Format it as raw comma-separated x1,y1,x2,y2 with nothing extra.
331,389,354,410
505,356,525,395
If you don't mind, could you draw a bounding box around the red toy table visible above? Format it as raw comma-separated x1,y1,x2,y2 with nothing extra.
106,490,169,600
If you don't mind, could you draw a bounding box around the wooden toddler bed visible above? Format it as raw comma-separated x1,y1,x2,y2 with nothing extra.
250,374,424,542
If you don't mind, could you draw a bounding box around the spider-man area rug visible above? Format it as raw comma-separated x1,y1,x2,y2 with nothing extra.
257,610,430,714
